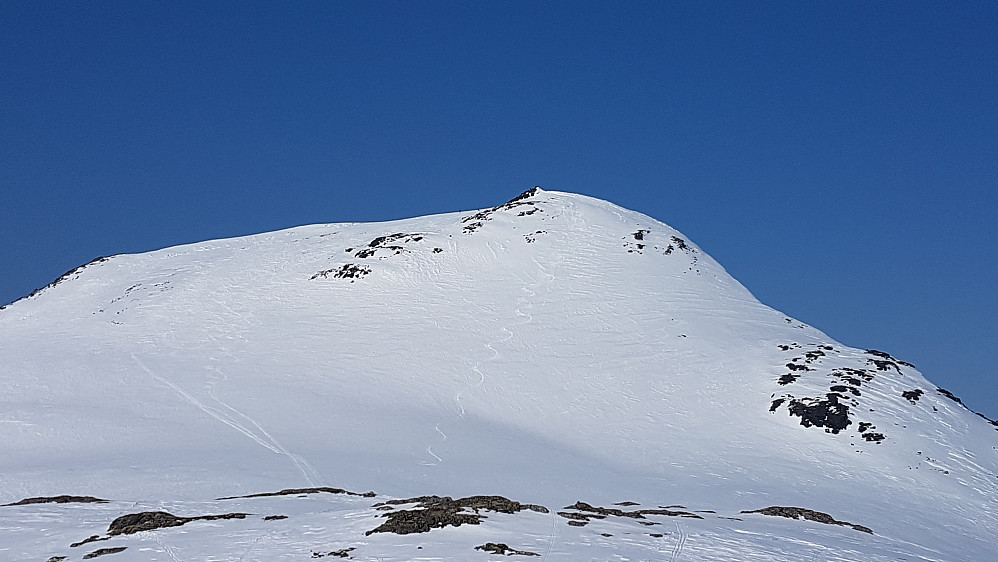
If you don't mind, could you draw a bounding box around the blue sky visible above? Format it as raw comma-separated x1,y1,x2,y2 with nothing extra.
2,2,995,417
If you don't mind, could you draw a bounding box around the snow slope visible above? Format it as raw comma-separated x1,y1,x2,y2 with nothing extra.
1,188,996,560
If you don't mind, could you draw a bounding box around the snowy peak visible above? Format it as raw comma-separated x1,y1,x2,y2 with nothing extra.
1,189,997,560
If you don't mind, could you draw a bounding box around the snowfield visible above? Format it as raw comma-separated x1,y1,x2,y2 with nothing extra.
1,188,996,560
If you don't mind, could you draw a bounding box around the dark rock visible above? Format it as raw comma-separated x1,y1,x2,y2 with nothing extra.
312,547,355,558
107,512,188,535
936,388,965,407
83,547,127,559
741,506,872,534
804,350,825,362
263,515,288,521
975,412,998,427
475,542,540,556
70,535,109,548
902,389,924,404
47,557,67,562
462,190,544,233
830,385,860,396
107,511,248,536
557,511,601,521
4,495,108,506
218,487,375,500
366,504,481,535
13,256,113,305
505,187,541,204
561,501,701,522
310,264,371,282
366,495,546,536
784,394,852,433
867,359,901,373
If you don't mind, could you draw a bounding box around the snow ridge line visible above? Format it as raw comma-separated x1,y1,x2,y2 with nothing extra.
130,353,318,486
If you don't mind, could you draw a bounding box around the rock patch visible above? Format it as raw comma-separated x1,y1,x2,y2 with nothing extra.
82,547,126,559
462,188,545,233
741,506,872,534
366,495,548,536
107,511,248,536
3,495,108,506
557,501,702,526
475,542,540,556
218,487,375,500
311,547,355,558
310,264,371,282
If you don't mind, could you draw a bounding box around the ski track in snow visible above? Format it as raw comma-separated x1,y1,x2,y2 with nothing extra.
671,520,688,561
131,353,319,486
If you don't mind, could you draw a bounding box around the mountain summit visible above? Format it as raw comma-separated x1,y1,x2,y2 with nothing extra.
2,188,996,560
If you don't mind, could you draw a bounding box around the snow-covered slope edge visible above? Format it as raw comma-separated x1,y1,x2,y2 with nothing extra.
1,188,996,560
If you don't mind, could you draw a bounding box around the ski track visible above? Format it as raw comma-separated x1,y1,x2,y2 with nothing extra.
671,520,688,561
131,353,319,486
206,371,322,486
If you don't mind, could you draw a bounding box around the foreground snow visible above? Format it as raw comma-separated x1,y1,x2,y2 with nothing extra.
1,188,996,560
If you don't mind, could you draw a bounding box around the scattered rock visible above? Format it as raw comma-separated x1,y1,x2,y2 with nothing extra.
3,495,108,506
475,542,540,556
902,389,924,404
14,256,113,304
741,506,872,534
462,189,544,233
560,501,702,524
310,264,371,282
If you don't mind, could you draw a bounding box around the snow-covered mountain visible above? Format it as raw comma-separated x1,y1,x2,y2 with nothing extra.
2,188,996,561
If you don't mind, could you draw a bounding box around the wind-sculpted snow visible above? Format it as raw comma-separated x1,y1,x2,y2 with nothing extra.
1,188,996,559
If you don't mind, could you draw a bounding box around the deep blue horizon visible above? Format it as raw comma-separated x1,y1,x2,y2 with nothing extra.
2,2,996,418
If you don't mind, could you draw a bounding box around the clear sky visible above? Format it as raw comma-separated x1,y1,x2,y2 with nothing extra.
2,2,995,418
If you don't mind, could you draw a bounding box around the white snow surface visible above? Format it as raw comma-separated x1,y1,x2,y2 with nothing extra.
1,189,996,560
